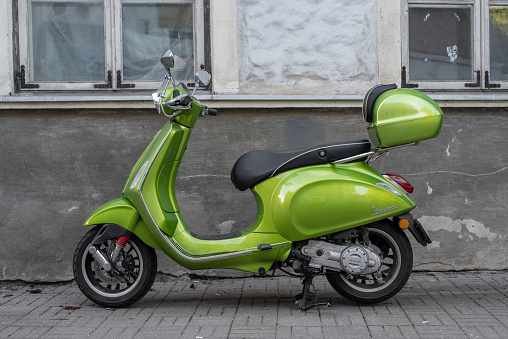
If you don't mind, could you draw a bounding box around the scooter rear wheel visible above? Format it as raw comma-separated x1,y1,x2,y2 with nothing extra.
325,221,413,304
73,226,157,308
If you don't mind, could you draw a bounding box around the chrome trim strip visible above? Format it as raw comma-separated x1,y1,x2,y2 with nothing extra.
136,122,187,259
164,235,253,262
163,237,291,263
269,141,371,177
376,182,402,196
137,122,173,193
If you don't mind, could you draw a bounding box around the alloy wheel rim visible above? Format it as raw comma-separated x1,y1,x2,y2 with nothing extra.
338,228,402,293
81,239,143,298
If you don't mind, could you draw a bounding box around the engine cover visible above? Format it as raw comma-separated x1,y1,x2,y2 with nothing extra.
301,240,382,275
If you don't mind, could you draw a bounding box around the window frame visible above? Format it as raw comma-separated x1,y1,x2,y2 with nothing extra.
113,0,206,90
402,0,482,90
483,0,508,89
17,0,205,91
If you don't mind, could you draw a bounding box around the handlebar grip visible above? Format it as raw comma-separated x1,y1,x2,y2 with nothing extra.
207,108,218,116
181,95,192,106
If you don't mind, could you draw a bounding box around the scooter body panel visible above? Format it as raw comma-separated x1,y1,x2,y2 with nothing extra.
163,213,292,272
263,162,416,241
123,120,187,219
82,197,161,250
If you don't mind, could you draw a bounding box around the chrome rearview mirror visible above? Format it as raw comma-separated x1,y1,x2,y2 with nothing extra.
160,49,178,92
196,69,211,87
160,50,175,73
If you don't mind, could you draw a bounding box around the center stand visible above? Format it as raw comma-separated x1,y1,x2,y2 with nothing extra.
295,273,332,311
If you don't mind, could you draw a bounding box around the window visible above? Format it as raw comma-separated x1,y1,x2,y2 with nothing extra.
402,0,508,90
488,3,508,85
17,0,206,90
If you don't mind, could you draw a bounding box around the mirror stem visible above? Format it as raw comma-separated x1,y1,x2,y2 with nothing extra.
191,79,201,96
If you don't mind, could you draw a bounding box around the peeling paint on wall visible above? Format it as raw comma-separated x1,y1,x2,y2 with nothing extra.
426,240,440,250
445,128,462,157
426,182,433,194
420,216,499,243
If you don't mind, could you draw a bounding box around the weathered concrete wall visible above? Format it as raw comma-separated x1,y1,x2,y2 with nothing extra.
236,0,378,94
373,109,508,270
0,108,507,281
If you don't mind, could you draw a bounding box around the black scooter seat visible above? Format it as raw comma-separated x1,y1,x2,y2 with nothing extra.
231,139,371,191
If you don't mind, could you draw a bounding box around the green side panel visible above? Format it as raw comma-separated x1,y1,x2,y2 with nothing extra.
139,162,180,237
128,204,290,274
161,213,292,273
266,162,416,241
129,219,163,250
246,176,285,233
157,162,180,212
123,121,190,222
157,128,190,212
366,89,443,148
83,198,161,250
122,130,161,196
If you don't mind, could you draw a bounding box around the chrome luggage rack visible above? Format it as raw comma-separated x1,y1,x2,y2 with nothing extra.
332,142,419,165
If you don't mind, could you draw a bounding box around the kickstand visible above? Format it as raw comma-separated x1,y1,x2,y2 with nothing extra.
295,275,332,311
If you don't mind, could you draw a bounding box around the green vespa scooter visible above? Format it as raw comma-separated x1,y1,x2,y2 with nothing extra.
73,50,443,311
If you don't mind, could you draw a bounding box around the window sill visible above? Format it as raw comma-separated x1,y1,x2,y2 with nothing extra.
1,91,508,109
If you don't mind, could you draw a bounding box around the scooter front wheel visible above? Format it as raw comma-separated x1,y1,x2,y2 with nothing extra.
325,221,413,304
73,226,157,308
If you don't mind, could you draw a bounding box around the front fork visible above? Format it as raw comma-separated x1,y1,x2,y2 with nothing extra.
88,224,133,272
111,236,131,263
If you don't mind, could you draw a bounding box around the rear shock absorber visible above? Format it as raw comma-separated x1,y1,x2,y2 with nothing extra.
111,235,131,263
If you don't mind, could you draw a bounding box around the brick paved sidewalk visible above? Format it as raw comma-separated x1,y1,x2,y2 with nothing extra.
0,271,507,338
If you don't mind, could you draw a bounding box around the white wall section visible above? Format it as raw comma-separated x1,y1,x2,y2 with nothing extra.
210,0,240,94
0,1,13,96
378,0,401,85
236,0,379,95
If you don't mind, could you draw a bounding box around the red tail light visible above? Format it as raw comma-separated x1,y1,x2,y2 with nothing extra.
384,173,414,193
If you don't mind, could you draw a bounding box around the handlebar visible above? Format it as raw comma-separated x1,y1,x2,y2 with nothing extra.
206,108,218,116
154,89,217,118
166,94,192,107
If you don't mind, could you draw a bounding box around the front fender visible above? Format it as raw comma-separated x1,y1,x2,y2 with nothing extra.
83,198,161,250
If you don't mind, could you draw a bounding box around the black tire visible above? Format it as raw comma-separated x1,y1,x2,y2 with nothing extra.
326,220,413,304
73,226,157,308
